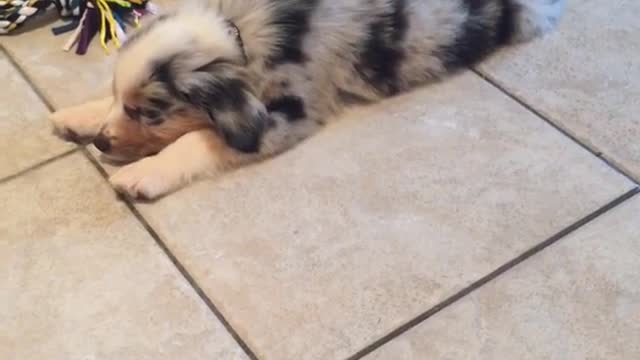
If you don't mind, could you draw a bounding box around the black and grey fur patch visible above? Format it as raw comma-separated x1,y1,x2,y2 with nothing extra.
185,77,272,153
149,56,182,98
188,78,248,113
496,0,518,44
354,0,408,95
145,54,273,153
218,110,272,153
266,96,306,122
265,0,320,67
438,0,509,70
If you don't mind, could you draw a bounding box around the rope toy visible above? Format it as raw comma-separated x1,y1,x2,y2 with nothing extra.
0,0,157,55
0,0,52,34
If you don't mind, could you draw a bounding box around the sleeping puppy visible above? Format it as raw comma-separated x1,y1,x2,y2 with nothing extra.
50,0,565,199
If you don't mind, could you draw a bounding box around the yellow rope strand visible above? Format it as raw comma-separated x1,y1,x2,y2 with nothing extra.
99,0,120,48
95,1,109,53
132,12,140,28
105,0,131,7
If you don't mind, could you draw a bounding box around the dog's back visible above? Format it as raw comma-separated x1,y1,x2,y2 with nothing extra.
111,0,565,156
245,0,566,122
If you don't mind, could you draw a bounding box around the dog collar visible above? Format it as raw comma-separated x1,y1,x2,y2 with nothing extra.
225,20,248,64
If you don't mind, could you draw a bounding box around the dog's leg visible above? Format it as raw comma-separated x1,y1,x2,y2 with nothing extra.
110,112,321,200
50,96,113,144
109,129,245,200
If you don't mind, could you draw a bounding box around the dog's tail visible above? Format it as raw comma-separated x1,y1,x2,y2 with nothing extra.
504,0,566,43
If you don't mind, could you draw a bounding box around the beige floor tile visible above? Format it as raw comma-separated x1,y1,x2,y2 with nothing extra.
0,53,73,180
478,0,640,179
366,194,640,360
124,73,633,359
0,16,114,109
0,0,178,109
0,153,247,360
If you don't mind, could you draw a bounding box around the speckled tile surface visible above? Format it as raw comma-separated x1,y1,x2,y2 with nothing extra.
366,194,640,360
0,53,73,180
0,18,115,109
478,0,640,180
0,154,248,360
0,0,178,109
1,1,639,359
132,73,633,359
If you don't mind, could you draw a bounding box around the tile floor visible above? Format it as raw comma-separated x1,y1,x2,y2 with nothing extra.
1,1,639,359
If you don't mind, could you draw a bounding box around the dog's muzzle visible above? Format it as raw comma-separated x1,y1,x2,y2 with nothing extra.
93,133,112,153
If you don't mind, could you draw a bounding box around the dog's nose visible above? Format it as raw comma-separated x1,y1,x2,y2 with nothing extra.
93,133,111,153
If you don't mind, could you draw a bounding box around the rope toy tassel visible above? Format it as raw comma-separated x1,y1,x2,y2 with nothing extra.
74,0,151,54
0,0,53,35
0,0,154,55
75,2,99,55
62,2,87,51
95,0,111,53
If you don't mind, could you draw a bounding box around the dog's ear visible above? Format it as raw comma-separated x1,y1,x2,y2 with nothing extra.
209,88,273,153
161,60,272,153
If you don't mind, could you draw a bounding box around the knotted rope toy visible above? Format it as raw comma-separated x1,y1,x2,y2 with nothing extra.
0,0,157,55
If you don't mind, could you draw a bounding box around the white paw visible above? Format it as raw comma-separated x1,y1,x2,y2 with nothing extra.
49,105,105,144
109,157,182,200
50,111,85,143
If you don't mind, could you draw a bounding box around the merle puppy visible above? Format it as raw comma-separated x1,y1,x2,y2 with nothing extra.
50,0,565,199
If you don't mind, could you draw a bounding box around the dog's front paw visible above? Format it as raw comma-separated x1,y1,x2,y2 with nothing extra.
50,110,94,144
110,157,183,200
49,100,110,144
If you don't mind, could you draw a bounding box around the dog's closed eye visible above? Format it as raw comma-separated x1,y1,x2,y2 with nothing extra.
123,105,141,120
124,105,165,125
148,97,171,110
140,109,164,125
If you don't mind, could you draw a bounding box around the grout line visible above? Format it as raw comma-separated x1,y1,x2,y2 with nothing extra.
346,187,640,360
2,45,260,360
1,45,57,113
0,148,80,185
472,68,640,185
0,44,82,185
8,39,636,360
80,149,261,360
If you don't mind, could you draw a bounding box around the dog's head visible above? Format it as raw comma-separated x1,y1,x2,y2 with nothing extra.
95,4,270,161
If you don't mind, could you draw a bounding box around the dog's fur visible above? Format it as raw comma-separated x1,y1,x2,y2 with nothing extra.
50,0,565,199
